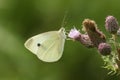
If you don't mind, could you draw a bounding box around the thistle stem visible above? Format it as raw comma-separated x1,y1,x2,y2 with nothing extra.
112,34,120,72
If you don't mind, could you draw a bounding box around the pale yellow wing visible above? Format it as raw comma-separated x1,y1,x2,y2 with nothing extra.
37,33,65,62
24,31,58,54
24,28,66,62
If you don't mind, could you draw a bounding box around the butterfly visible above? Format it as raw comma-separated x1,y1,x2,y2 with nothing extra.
24,27,66,62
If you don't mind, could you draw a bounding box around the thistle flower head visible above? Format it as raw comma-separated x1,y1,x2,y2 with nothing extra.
105,16,119,34
82,19,106,47
98,43,111,56
68,28,94,48
68,28,81,39
79,34,94,48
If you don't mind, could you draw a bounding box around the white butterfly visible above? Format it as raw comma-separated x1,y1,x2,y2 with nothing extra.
24,27,66,62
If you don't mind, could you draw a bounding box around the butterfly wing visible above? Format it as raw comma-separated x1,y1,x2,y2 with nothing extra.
37,32,65,62
24,28,66,62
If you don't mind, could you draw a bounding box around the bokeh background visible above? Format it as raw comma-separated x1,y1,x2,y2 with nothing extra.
0,0,120,80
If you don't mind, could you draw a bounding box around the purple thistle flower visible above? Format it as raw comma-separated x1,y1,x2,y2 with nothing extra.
68,28,81,40
68,28,94,48
79,34,94,48
98,43,111,56
105,16,119,34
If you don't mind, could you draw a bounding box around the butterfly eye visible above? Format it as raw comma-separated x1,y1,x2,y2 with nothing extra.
37,43,41,47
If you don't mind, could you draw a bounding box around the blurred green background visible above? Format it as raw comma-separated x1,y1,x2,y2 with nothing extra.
0,0,120,80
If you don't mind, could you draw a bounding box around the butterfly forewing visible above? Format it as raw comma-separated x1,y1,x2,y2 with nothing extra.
24,31,58,54
37,31,65,62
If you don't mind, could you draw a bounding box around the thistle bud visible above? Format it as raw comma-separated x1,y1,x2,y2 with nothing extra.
68,28,94,48
105,16,119,34
98,43,111,56
82,19,106,47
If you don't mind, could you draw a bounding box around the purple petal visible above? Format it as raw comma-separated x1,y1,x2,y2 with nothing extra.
68,28,81,39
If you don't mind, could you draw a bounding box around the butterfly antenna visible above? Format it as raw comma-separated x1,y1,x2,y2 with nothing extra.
61,11,68,28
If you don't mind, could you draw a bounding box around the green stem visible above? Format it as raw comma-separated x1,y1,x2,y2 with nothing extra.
112,34,117,50
112,34,120,72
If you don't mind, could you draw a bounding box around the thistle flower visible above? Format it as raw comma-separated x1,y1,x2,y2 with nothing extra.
68,28,94,48
82,19,106,47
79,34,94,48
98,43,111,56
105,16,119,34
68,28,81,40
